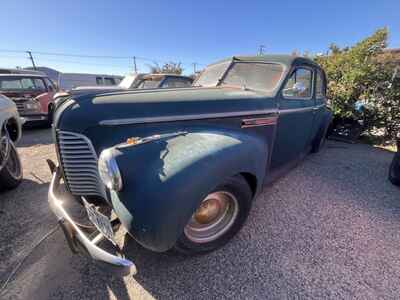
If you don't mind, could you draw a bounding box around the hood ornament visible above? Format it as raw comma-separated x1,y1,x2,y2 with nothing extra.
116,131,188,149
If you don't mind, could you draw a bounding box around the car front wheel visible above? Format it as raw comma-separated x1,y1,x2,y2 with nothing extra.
0,140,23,191
174,175,253,254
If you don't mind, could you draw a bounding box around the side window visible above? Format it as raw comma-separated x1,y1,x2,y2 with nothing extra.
33,78,46,91
315,70,326,99
44,78,55,91
104,77,116,85
96,77,103,85
282,68,313,99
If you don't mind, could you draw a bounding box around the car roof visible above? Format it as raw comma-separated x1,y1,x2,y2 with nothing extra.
0,73,47,78
142,74,192,80
211,54,320,68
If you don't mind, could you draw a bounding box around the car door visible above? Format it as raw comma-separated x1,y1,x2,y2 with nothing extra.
32,78,50,114
270,66,315,170
310,68,327,142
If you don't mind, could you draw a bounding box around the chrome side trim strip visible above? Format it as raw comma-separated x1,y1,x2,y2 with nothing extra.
241,116,278,128
99,109,279,126
279,104,324,115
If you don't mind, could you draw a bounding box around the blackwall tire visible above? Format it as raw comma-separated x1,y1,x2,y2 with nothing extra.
389,152,400,186
45,105,54,128
0,142,23,191
174,175,253,255
311,125,328,153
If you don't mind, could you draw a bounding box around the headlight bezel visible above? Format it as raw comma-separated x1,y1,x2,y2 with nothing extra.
25,99,42,111
98,148,123,191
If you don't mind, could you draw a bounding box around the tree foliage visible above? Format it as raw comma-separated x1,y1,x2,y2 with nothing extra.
148,62,183,75
315,28,400,142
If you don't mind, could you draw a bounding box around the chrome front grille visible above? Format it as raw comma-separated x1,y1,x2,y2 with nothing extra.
13,99,27,114
57,130,106,198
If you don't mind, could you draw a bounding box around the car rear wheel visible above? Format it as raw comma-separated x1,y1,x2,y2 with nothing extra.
389,152,400,186
0,140,23,191
174,175,253,254
311,124,328,153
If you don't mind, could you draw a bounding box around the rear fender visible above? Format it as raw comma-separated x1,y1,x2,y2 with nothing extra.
109,130,268,251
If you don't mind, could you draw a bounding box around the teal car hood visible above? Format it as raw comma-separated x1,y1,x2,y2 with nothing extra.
54,87,273,133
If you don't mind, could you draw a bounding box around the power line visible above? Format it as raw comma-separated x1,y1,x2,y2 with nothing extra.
0,49,25,54
35,57,132,69
32,50,131,59
0,49,207,72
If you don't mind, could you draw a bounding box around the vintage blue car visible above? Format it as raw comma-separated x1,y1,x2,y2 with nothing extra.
48,55,332,276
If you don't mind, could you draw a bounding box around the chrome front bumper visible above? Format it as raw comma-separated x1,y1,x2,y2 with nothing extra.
48,164,137,276
21,114,48,122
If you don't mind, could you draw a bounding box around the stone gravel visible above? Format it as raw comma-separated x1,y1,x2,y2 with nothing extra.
0,128,399,299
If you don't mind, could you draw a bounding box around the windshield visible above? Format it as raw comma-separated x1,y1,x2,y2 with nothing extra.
136,77,162,89
0,76,46,91
118,74,138,89
195,61,285,92
194,61,230,87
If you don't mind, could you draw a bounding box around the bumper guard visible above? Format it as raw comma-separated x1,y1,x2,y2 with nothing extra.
48,163,137,276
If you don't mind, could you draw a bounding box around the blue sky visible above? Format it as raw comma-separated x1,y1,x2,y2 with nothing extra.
0,0,399,75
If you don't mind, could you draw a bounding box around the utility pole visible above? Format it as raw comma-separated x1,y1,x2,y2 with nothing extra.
258,45,266,56
192,62,197,74
27,51,37,69
133,56,137,73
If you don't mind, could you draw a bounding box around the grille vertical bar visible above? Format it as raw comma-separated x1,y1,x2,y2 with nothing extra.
56,130,106,198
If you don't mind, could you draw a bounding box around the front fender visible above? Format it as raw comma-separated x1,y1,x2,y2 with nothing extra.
109,130,268,252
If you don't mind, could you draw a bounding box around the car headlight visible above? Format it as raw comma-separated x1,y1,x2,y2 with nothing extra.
25,100,42,111
98,148,123,191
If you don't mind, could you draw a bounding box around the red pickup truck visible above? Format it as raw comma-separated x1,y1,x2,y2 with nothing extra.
0,72,57,125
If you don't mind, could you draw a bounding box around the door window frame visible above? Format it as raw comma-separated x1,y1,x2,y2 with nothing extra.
315,69,326,101
281,66,315,101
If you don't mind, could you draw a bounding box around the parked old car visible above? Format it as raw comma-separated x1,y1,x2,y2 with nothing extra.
53,73,193,107
0,71,57,125
389,140,400,186
48,55,332,275
0,94,23,191
57,72,123,91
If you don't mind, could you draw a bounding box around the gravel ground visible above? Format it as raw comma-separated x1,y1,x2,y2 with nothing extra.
0,128,399,299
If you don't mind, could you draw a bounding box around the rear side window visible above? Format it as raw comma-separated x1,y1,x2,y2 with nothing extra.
315,70,326,99
96,77,103,85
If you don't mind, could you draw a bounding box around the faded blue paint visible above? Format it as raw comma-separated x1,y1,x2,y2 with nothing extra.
53,55,332,251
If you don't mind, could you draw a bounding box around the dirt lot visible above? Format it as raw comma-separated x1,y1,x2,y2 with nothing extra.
0,128,399,299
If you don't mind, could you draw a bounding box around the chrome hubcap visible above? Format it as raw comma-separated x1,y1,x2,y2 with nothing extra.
184,191,239,243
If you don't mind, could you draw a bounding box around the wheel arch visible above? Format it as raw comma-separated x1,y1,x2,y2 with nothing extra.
240,172,258,197
3,117,20,142
110,130,268,252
